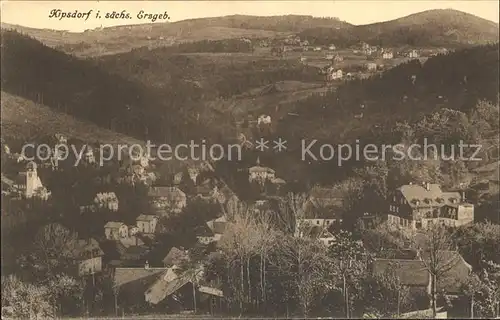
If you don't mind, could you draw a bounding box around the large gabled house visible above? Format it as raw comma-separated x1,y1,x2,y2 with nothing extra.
113,263,220,314
388,182,474,229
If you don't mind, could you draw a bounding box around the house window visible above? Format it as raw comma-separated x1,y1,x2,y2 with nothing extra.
396,207,399,213
393,196,396,202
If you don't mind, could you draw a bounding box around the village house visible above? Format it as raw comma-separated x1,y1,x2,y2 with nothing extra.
248,158,276,184
382,50,394,59
364,47,375,56
83,145,96,164
408,49,419,59
295,218,338,237
306,186,345,217
325,54,334,60
334,54,344,62
136,214,158,234
328,44,336,51
366,62,378,72
300,56,307,63
94,192,119,211
104,221,129,240
195,224,220,245
313,46,322,52
65,238,104,277
318,229,336,246
326,68,343,81
173,172,184,185
148,186,187,214
206,216,227,236
54,133,67,145
187,167,200,185
257,114,272,126
371,250,472,300
300,40,309,47
295,220,336,246
387,182,474,230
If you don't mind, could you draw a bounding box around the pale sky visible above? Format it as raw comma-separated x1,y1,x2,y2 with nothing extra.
1,1,499,32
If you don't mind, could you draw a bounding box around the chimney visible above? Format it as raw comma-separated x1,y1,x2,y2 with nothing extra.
425,182,430,191
461,191,466,202
144,260,150,269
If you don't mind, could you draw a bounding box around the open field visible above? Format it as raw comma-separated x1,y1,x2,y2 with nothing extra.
1,23,289,57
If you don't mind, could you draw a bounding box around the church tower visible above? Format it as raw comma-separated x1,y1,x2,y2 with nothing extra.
25,161,41,198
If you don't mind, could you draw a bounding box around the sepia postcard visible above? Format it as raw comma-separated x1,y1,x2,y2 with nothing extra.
1,0,499,319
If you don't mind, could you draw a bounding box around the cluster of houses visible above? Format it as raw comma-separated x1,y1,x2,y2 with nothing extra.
2,128,493,317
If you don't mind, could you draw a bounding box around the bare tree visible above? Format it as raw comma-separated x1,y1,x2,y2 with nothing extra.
253,213,279,310
277,192,308,234
217,208,259,313
30,223,78,278
329,230,367,318
273,236,331,318
413,224,457,318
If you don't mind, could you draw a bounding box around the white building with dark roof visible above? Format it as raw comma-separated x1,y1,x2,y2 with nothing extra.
388,182,474,229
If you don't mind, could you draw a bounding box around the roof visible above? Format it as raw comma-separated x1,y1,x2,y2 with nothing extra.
249,165,275,174
195,224,215,237
120,245,150,261
162,247,190,267
199,286,224,297
309,187,344,207
271,178,286,184
397,184,464,208
136,214,157,222
113,267,167,288
380,249,420,260
206,216,227,234
145,268,197,305
372,259,430,286
148,186,186,199
104,221,125,229
373,251,472,294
